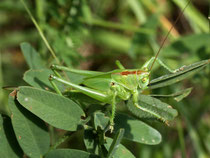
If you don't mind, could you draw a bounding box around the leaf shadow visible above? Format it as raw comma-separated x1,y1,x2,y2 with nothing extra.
34,77,53,91
2,115,23,157
114,113,132,139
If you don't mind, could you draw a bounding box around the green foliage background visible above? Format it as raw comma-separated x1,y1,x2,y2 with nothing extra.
0,0,210,157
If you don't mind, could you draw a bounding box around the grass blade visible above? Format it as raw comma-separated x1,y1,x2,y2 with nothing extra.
19,0,60,64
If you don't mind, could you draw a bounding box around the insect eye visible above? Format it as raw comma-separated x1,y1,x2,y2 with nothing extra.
111,82,115,86
142,78,147,83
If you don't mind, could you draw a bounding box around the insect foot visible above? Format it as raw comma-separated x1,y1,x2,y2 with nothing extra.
49,74,58,81
50,64,57,70
48,74,63,95
109,123,114,133
49,74,54,80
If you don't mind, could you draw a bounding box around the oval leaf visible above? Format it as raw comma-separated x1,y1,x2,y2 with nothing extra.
17,86,85,131
8,94,50,158
20,42,44,69
114,113,162,145
23,69,86,91
23,69,64,91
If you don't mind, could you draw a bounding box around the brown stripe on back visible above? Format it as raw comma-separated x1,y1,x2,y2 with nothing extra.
113,70,145,76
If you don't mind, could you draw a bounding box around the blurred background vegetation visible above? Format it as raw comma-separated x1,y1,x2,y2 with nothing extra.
0,0,210,157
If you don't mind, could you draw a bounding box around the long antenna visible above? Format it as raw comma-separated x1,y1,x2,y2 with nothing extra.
149,0,192,71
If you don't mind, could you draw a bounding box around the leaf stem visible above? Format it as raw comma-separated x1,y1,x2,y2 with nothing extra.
20,0,60,64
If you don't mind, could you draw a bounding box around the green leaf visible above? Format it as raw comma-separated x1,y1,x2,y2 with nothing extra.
8,94,50,158
114,113,162,145
81,0,92,24
23,69,86,91
23,69,64,91
149,59,210,89
84,129,98,154
45,149,99,158
105,138,135,158
20,42,45,69
127,94,178,121
0,115,23,158
23,69,52,89
106,129,124,158
94,112,110,131
17,86,85,131
162,34,210,56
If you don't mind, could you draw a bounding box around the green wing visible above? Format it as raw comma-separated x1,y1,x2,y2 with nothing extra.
82,77,112,91
82,69,123,91
82,69,141,91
